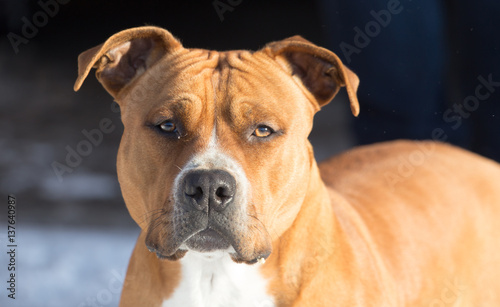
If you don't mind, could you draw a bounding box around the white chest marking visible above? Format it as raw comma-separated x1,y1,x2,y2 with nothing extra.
161,251,275,307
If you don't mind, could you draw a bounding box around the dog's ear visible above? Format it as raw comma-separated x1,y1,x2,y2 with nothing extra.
74,26,182,98
262,36,360,116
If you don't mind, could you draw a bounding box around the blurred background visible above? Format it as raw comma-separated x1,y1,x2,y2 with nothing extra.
0,0,498,306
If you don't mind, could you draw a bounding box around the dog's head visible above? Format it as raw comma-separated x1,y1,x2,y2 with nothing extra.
74,26,359,264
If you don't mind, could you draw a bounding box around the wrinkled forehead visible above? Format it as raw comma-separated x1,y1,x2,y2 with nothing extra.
120,48,314,121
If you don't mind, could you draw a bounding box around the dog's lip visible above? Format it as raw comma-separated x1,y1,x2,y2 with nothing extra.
145,206,273,264
147,227,231,257
148,226,271,264
184,228,232,252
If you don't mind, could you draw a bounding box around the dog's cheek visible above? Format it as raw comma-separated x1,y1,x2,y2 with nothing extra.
264,141,312,237
116,132,161,227
117,151,147,228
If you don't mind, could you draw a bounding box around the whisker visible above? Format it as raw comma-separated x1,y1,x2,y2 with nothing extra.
247,211,273,240
137,208,166,225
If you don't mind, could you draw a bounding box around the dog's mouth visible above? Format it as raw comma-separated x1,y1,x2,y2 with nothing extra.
145,208,272,264
184,228,232,252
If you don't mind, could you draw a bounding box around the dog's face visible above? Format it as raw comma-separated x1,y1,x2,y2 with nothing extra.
74,27,359,264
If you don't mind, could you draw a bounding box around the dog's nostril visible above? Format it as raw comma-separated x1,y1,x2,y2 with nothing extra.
186,187,203,199
215,187,227,198
195,187,203,198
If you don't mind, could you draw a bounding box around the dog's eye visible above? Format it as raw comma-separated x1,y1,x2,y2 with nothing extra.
153,120,183,139
253,125,274,138
159,121,177,133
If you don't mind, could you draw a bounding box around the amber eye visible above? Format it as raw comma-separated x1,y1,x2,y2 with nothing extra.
253,125,274,138
159,121,177,133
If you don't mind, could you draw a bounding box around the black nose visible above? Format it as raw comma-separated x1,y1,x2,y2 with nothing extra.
182,169,236,212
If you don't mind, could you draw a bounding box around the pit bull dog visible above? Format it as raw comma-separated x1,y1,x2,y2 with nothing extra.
74,26,500,306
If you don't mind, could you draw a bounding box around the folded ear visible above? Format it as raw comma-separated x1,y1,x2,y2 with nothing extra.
262,36,360,116
74,26,182,98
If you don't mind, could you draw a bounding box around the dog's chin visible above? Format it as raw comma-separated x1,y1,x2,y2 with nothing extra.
152,228,232,261
184,228,232,252
152,228,271,264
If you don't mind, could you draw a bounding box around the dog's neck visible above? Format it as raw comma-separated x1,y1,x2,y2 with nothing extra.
258,155,382,304
263,157,397,305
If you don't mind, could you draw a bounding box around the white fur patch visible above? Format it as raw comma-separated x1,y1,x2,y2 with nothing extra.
161,252,275,307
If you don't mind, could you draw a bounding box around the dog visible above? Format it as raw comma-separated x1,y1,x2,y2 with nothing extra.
74,26,500,306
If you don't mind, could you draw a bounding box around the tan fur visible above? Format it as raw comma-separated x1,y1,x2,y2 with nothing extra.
75,26,500,306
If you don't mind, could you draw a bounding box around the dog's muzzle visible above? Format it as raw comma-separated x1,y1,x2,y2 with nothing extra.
146,168,271,264
180,169,236,252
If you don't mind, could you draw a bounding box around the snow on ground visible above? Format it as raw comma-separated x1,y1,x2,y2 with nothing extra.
0,224,139,307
